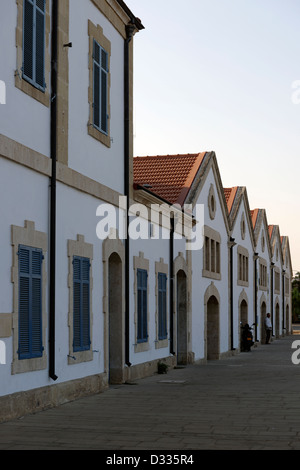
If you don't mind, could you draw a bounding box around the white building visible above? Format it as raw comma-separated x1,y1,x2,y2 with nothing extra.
0,0,293,423
0,0,144,421
225,187,256,349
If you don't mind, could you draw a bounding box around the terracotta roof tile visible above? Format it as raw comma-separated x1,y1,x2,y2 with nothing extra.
133,153,206,205
250,209,259,229
223,187,238,213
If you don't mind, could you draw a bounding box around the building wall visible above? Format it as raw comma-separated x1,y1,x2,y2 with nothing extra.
68,0,125,193
231,198,255,350
191,165,230,362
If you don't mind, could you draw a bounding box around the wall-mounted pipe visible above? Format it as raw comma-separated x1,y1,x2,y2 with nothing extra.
49,0,58,381
169,217,175,356
254,253,259,342
124,23,135,368
270,262,275,336
229,237,236,351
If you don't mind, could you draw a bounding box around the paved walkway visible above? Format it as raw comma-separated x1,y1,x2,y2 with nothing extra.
1,334,300,450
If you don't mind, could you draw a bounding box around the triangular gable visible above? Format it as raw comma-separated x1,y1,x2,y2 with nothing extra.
251,208,272,259
269,224,284,266
185,151,231,235
225,186,255,250
281,236,293,277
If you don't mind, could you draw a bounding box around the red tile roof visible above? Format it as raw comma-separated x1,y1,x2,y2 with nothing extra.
223,187,238,213
250,209,259,229
133,153,206,206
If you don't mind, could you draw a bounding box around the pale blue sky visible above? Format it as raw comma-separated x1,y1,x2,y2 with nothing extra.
126,0,300,273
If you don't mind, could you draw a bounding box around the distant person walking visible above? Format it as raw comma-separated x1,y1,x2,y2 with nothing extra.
265,313,272,344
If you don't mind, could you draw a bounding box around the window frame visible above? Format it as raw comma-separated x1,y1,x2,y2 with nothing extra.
157,272,168,341
137,268,148,344
73,256,91,353
15,0,50,106
92,39,109,135
22,0,46,92
67,235,93,365
202,226,221,280
18,244,44,360
11,221,48,375
88,20,111,148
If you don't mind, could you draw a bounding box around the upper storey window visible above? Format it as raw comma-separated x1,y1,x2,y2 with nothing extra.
23,0,46,91
88,20,111,148
93,39,108,135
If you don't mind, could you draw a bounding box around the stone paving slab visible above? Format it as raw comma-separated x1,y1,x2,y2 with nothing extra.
0,335,300,451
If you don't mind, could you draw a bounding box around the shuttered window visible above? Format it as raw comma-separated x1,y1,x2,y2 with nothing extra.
93,39,108,134
18,245,43,360
158,273,167,340
137,269,148,343
73,256,91,352
23,0,46,91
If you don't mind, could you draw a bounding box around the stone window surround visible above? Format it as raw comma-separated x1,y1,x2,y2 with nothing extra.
67,235,93,365
155,258,169,350
240,212,246,240
208,184,216,220
237,245,249,287
88,20,111,148
11,221,48,375
15,0,51,107
202,225,221,280
133,252,149,353
259,257,268,291
274,267,280,294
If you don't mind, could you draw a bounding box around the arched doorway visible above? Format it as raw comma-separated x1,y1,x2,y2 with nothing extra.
240,299,248,350
207,295,220,360
177,270,188,365
240,299,248,325
260,301,267,344
275,303,280,338
108,253,123,384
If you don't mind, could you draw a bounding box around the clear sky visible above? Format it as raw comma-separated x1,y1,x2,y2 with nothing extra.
126,0,300,275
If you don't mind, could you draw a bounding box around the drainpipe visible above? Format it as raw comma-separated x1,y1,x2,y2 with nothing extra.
229,237,236,350
169,217,175,355
254,253,259,342
270,262,275,336
124,23,135,367
49,0,58,381
282,269,286,334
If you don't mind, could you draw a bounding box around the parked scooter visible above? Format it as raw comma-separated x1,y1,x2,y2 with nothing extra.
241,323,255,352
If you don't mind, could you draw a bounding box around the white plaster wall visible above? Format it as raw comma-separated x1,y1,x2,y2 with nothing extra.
191,167,229,361
231,198,255,349
0,159,49,397
55,182,108,382
0,0,51,157
68,0,124,193
255,222,271,341
272,234,283,335
128,226,186,367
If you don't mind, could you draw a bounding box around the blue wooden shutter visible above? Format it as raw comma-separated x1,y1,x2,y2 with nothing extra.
93,39,108,134
73,257,91,352
18,246,43,360
137,269,148,343
158,273,167,340
23,0,34,82
23,0,45,91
